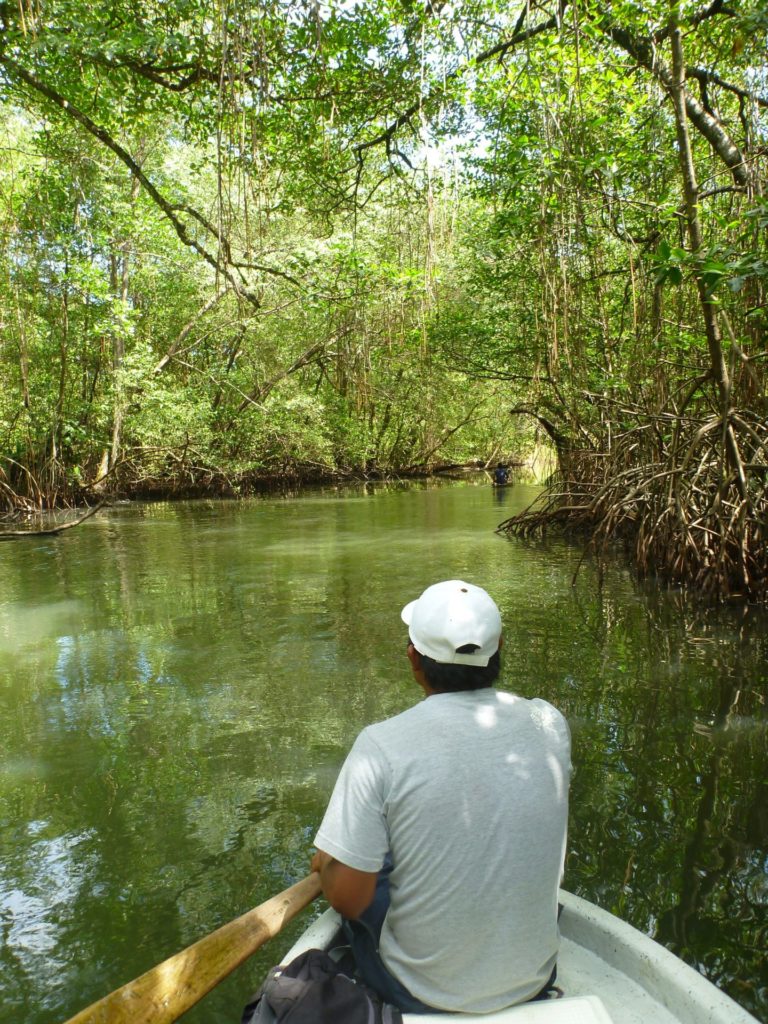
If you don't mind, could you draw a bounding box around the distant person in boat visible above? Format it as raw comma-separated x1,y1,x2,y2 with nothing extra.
311,579,571,1014
493,463,509,485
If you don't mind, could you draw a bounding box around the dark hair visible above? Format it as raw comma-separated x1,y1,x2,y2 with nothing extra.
419,646,501,692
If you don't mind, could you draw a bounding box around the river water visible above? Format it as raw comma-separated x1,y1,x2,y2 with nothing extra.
0,480,766,1024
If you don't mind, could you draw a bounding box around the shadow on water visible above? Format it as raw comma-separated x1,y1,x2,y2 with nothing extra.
0,480,765,1023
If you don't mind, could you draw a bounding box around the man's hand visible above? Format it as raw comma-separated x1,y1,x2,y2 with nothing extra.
310,849,332,875
310,848,378,920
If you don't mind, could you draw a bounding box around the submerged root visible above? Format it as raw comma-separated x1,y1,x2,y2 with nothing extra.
497,412,768,601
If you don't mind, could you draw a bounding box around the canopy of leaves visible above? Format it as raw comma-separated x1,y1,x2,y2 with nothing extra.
0,0,766,596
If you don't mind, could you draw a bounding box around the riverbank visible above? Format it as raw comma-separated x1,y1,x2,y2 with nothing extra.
1,458,533,521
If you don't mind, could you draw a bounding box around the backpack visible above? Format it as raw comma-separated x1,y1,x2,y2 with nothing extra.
241,948,404,1024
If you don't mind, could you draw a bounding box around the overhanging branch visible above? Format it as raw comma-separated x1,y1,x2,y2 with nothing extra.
594,11,750,187
353,7,563,162
0,56,304,303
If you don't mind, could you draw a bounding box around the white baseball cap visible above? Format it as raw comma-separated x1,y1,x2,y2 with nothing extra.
400,580,502,666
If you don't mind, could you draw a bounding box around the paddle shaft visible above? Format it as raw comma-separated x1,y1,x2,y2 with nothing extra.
62,872,322,1024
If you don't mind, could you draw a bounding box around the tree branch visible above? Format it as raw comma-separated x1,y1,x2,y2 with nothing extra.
0,57,303,303
594,12,750,187
154,290,232,374
354,8,563,160
0,499,106,539
685,67,768,110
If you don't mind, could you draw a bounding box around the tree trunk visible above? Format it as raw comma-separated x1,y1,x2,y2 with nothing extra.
667,21,750,501
668,21,730,411
109,160,142,471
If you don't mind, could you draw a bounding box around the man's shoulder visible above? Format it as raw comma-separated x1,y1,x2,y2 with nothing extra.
497,689,565,715
526,696,571,745
495,690,570,739
528,694,568,718
358,700,431,748
366,700,427,731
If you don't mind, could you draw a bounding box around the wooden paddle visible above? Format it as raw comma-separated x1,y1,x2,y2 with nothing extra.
62,871,322,1024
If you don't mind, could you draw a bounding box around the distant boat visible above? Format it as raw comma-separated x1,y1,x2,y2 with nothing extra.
280,890,758,1024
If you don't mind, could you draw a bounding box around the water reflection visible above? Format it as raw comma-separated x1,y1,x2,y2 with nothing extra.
0,482,766,1024
559,577,767,1019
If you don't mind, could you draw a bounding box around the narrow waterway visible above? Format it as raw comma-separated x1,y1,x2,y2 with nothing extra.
1,480,766,1024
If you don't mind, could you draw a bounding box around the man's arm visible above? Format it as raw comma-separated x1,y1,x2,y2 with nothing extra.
310,849,378,920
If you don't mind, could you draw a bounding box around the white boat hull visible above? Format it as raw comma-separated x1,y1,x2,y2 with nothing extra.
282,890,758,1024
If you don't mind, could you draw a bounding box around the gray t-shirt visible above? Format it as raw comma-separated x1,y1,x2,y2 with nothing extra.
315,688,571,1013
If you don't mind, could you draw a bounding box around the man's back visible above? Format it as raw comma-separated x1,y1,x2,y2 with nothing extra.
316,688,570,1013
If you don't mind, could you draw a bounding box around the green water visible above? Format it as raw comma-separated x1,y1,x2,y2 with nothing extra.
1,480,766,1024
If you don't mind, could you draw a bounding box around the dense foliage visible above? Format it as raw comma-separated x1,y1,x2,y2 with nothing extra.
1,0,766,594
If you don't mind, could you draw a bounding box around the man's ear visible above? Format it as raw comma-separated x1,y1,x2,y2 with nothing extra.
407,642,422,672
407,643,434,695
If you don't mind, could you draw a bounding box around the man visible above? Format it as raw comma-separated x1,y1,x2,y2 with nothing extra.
311,580,571,1014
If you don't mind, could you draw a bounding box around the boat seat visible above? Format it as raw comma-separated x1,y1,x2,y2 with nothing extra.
404,995,613,1023
286,911,615,1024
